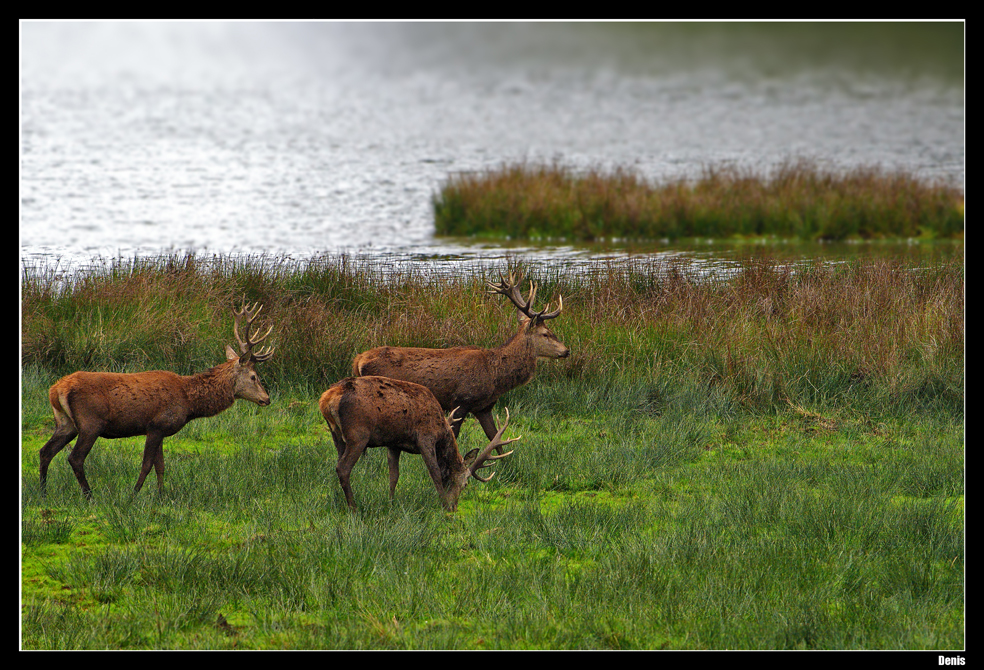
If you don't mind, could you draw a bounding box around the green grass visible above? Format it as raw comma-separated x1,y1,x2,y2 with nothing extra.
21,252,963,649
433,160,965,243
21,375,964,649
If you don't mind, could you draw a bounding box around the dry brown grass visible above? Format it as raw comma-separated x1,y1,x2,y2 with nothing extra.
21,252,963,411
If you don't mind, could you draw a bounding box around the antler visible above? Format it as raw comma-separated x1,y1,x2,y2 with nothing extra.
465,408,520,482
233,299,275,362
445,406,465,433
487,272,563,323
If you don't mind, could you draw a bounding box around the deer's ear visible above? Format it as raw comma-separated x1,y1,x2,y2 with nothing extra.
225,345,240,362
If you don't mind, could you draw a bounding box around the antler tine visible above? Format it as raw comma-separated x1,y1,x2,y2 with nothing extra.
488,272,540,321
233,297,275,361
467,407,520,482
488,272,564,324
536,292,564,321
469,440,518,482
522,281,564,323
251,323,274,345
233,299,264,323
486,271,518,297
250,344,276,363
524,280,538,310
470,468,499,483
445,406,465,432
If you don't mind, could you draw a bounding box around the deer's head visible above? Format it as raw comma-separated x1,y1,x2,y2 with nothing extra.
442,408,520,511
488,272,570,360
226,300,275,406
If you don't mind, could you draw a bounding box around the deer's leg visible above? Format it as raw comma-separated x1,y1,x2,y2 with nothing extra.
134,432,165,494
474,408,506,453
153,438,166,492
387,448,401,501
39,413,78,495
329,430,346,460
66,431,99,499
335,435,368,511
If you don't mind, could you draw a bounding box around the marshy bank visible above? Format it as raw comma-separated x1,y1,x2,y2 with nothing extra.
21,251,963,414
433,161,964,244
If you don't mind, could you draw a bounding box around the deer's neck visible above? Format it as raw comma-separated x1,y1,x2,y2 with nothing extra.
436,434,466,487
184,364,237,419
491,332,538,395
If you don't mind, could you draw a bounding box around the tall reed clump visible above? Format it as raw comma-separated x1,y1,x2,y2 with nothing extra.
21,252,963,414
432,160,965,242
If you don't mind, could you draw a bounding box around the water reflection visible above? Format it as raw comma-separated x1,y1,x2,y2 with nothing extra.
19,22,964,273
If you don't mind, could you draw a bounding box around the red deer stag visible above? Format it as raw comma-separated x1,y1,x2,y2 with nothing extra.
39,301,275,498
319,375,519,511
352,272,568,448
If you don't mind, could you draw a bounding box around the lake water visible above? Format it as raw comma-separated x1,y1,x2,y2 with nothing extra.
19,22,964,276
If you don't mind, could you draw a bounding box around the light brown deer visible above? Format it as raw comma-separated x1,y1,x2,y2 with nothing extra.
352,272,568,448
319,375,519,511
39,301,275,498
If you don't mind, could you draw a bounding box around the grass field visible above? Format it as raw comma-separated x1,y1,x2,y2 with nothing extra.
20,252,964,649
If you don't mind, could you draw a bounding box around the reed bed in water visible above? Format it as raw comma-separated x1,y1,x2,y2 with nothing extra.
20,251,963,413
433,160,965,242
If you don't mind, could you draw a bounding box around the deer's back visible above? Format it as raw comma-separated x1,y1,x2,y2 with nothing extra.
320,376,451,452
51,370,191,437
352,345,495,409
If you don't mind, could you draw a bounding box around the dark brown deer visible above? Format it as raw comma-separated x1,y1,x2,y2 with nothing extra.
39,301,276,498
319,375,519,511
352,272,568,448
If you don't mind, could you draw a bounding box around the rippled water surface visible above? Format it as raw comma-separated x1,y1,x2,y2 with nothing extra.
20,22,964,275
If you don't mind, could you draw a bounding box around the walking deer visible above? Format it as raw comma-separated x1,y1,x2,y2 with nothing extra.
39,301,275,498
352,272,568,448
319,375,519,511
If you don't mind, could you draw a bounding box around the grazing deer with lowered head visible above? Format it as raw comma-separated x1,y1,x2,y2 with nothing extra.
352,272,568,448
39,301,275,498
319,375,519,511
